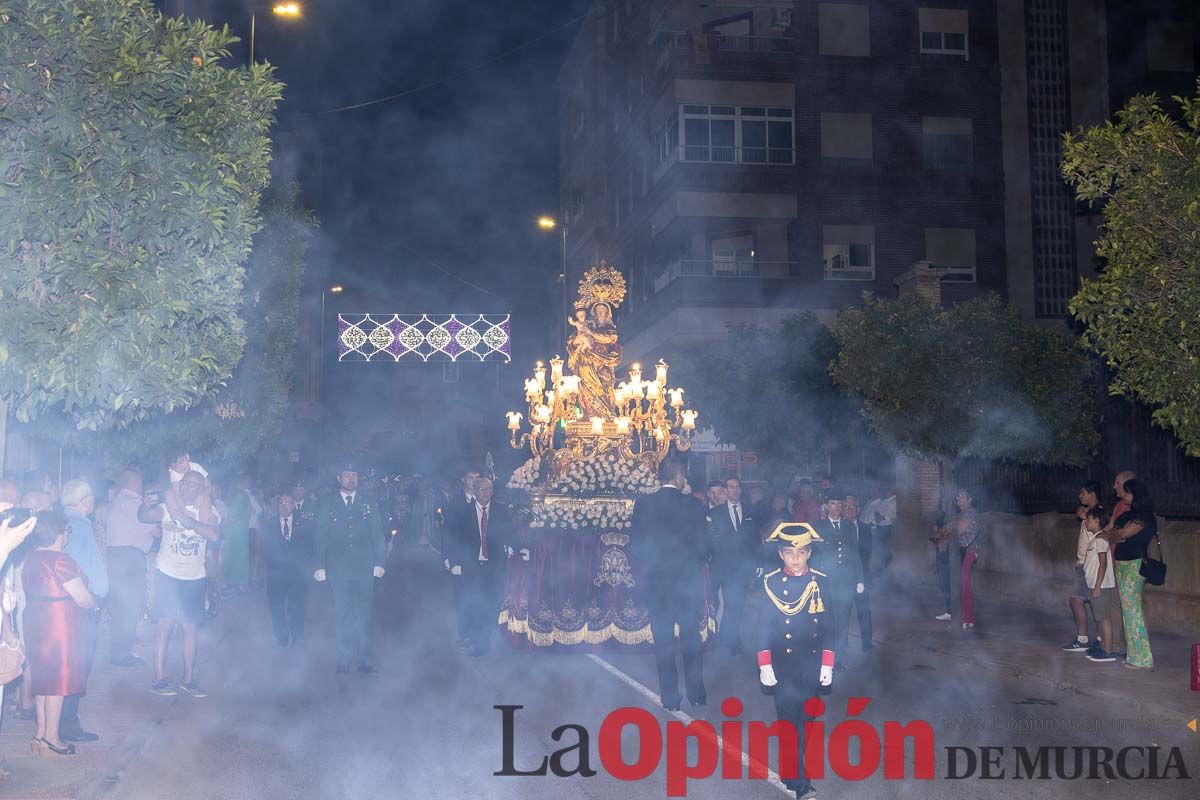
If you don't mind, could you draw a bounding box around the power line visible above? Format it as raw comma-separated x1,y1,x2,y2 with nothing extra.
322,11,590,114
390,239,507,303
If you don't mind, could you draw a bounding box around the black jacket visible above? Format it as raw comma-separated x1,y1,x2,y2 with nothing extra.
630,486,710,586
262,513,313,575
811,517,864,586
708,500,758,567
756,567,832,688
446,499,517,571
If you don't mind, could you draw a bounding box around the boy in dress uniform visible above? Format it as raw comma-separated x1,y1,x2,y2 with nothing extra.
756,522,836,800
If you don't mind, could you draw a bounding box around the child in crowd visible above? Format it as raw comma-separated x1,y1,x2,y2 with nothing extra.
1082,507,1118,663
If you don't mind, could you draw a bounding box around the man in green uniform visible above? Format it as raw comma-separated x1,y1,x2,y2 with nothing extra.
756,522,836,800
313,463,387,675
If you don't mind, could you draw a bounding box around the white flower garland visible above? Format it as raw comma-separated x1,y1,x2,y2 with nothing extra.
506,451,658,530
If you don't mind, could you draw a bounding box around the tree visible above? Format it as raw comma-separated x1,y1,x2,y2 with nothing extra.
1062,83,1200,456
672,313,862,469
830,293,1097,467
0,1,283,430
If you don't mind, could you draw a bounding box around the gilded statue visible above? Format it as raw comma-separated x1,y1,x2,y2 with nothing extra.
568,264,626,419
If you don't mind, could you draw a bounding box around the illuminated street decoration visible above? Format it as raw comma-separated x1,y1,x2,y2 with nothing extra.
337,314,511,362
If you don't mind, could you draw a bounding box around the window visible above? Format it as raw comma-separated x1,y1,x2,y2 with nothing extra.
819,3,871,57
823,225,875,280
1147,21,1195,72
925,227,976,282
820,113,873,159
711,235,757,276
704,13,752,37
922,116,973,168
665,105,794,165
919,8,969,59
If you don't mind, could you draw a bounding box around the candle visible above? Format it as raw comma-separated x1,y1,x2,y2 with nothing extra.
669,388,685,408
615,417,631,435
645,381,661,400
629,363,642,383
590,416,605,435
534,362,546,391
550,356,564,383
628,377,644,398
506,411,522,431
524,378,540,399
681,410,698,431
560,375,581,394
656,359,669,384
653,427,665,441
545,390,555,406
535,404,551,424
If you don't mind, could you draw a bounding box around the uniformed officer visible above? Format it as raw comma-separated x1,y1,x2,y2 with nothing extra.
313,462,387,675
812,496,864,660
757,522,835,800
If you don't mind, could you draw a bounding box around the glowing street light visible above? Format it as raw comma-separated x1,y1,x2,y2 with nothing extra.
329,284,344,294
537,214,568,348
537,216,557,230
250,3,302,65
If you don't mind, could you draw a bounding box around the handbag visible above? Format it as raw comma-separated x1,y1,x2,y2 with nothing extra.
1139,534,1166,586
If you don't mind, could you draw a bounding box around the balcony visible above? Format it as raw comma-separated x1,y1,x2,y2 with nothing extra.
653,32,795,81
652,258,767,292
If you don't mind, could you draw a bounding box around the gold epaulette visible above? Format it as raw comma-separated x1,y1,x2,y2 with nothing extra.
764,568,782,579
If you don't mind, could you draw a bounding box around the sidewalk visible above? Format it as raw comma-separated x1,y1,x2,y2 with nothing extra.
863,569,1197,721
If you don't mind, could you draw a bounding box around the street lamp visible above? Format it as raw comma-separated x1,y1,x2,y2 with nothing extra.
249,2,302,65
318,283,343,443
537,216,568,345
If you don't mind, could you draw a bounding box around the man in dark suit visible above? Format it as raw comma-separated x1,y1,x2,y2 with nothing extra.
843,494,874,650
708,477,756,654
630,457,710,711
313,463,387,675
811,495,865,663
447,477,516,656
263,493,312,647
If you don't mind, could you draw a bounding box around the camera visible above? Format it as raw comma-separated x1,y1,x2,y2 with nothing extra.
0,507,33,527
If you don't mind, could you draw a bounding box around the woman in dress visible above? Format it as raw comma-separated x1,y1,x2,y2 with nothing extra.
1106,478,1157,669
954,489,983,629
22,510,96,756
221,480,252,595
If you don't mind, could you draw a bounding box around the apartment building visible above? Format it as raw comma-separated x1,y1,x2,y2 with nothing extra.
559,1,1007,364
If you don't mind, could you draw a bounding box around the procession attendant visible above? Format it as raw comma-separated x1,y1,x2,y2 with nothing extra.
757,522,834,800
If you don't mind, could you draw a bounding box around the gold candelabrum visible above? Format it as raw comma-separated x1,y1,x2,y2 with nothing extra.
506,263,697,477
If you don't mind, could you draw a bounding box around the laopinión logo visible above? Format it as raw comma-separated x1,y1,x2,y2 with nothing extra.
496,697,935,797
495,698,1192,797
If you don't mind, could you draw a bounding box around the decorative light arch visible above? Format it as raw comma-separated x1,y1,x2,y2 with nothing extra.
337,314,511,363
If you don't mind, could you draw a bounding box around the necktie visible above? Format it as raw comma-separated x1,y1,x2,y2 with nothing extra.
344,494,351,508
284,518,291,542
480,506,489,560
734,504,742,529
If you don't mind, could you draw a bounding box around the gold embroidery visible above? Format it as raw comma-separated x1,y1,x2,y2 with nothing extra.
764,574,823,615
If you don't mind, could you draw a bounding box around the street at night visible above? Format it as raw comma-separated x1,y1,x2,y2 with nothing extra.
1,1,1200,799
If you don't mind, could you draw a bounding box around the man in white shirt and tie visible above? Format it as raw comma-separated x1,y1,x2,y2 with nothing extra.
447,478,516,656
707,477,755,654
263,494,312,647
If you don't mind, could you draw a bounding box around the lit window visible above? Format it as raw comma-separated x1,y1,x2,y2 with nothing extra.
919,8,969,59
925,227,976,282
823,225,876,280
922,117,973,168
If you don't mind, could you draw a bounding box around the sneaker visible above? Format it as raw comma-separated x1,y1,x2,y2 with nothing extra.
1086,649,1117,663
1062,639,1089,653
151,680,178,696
935,612,952,621
178,681,208,698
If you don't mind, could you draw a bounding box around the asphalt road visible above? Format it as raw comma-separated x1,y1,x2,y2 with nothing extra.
96,545,1199,800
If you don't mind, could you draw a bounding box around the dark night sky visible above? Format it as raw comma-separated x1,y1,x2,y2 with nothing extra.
242,0,592,319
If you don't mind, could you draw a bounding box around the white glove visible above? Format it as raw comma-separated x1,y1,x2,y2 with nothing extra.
819,665,833,687
313,569,326,583
856,582,865,594
373,566,385,578
443,558,450,571
450,565,462,576
519,547,530,561
759,664,778,687
504,545,514,557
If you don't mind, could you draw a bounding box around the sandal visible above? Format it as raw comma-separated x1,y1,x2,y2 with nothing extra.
39,738,76,756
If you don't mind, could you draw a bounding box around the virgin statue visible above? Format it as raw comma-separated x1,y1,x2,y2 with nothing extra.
568,302,622,419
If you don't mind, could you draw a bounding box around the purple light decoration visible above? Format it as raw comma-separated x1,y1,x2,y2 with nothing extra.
336,314,511,363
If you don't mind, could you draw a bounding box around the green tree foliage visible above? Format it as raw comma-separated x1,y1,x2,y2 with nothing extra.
1062,83,1200,456
0,1,283,430
830,293,1097,466
673,314,861,468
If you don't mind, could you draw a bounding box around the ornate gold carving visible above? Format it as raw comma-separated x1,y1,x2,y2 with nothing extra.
574,261,627,310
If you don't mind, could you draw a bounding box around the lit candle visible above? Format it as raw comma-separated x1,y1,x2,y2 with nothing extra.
561,376,581,394
653,427,665,441
506,411,523,431
550,355,564,383
681,410,698,431
545,390,555,406
615,417,631,435
669,387,685,408
628,377,644,398
614,382,628,404
629,363,642,383
534,361,546,390
590,416,605,434
645,381,661,400
656,359,669,384
535,404,551,424
525,378,540,398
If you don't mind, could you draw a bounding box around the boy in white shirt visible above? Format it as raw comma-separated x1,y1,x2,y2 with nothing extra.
1082,507,1118,663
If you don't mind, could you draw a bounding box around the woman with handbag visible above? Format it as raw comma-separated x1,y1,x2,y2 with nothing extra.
1106,478,1158,670
21,511,96,756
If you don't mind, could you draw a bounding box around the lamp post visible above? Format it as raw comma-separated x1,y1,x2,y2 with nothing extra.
318,283,343,447
537,215,568,345
250,2,301,65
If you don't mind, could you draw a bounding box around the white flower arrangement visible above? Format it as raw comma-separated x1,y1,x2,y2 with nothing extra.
507,451,658,531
